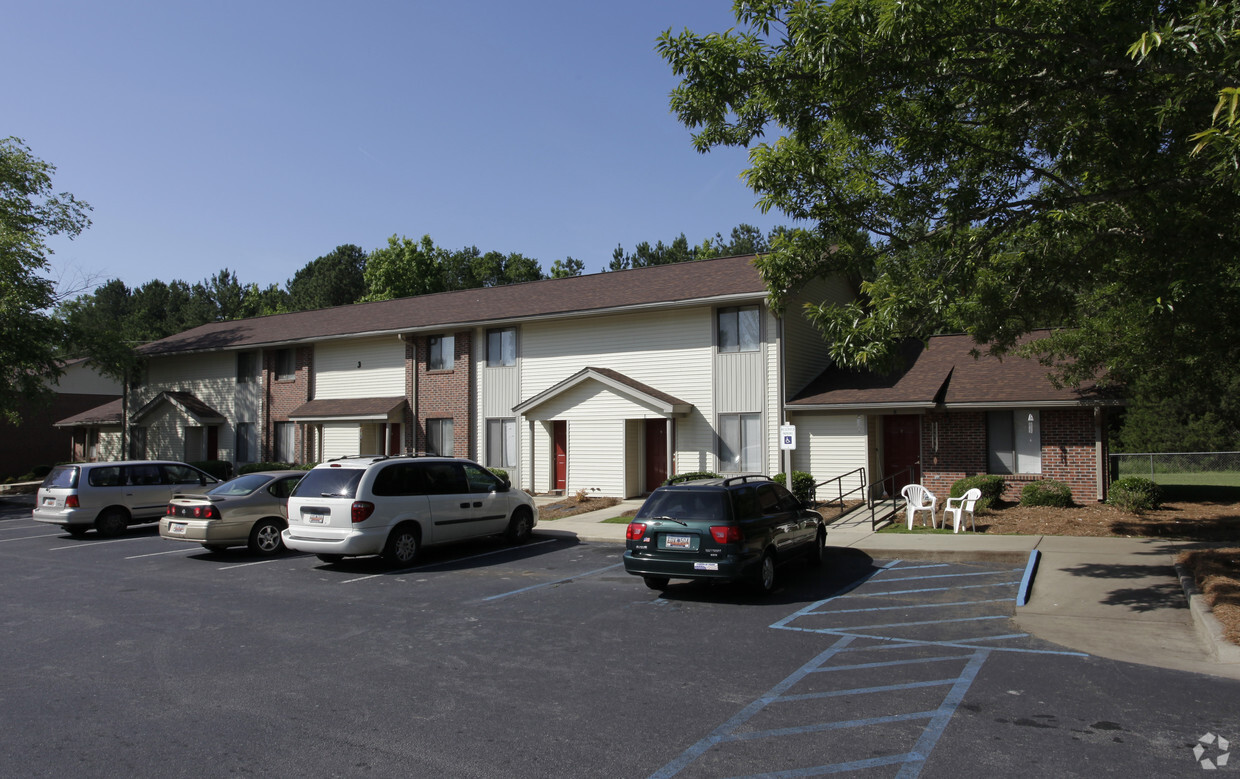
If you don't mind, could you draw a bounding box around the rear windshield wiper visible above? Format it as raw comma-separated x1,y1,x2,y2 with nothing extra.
650,515,687,526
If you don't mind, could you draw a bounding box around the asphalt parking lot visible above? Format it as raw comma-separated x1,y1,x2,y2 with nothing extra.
2,501,1238,778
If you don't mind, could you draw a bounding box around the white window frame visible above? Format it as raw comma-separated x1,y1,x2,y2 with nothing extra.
236,422,254,463
429,334,454,371
987,409,1042,475
717,305,760,353
275,348,296,381
426,418,454,456
274,422,295,463
486,327,516,367
719,413,762,473
487,418,517,468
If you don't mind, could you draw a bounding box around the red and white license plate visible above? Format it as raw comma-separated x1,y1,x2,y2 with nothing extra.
664,534,692,549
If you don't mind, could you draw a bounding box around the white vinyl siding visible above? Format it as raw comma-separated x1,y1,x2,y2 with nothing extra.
139,352,242,461
781,276,854,397
314,337,405,399
787,413,869,494
321,422,361,460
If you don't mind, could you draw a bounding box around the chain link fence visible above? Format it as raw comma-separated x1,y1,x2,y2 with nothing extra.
1111,452,1240,488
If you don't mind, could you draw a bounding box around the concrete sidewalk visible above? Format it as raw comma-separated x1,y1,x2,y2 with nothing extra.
532,497,1240,680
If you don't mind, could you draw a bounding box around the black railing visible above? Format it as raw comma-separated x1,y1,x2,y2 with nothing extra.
811,467,868,524
870,464,920,530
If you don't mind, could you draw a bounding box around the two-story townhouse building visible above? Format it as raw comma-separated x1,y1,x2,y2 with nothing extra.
55,255,1117,502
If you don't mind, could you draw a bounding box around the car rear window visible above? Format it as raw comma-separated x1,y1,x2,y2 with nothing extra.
208,473,273,496
636,489,728,521
88,466,124,487
42,466,79,489
292,467,363,499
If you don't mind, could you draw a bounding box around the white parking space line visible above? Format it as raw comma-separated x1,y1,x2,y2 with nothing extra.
339,539,558,583
50,537,147,550
0,533,64,543
217,555,311,570
0,523,44,533
125,548,195,559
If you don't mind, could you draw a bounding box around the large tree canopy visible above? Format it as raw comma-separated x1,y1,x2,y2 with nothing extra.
658,0,1240,390
0,138,91,424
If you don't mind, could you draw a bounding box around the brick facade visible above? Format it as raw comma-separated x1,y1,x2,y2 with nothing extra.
920,408,1109,503
413,332,472,457
264,346,312,463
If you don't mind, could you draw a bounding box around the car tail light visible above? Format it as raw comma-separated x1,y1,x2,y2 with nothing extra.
189,505,221,519
626,522,647,540
351,501,376,523
166,504,174,516
66,495,79,508
710,525,743,544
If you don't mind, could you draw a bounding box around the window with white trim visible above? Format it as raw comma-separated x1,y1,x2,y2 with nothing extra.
717,305,760,353
236,422,254,463
987,409,1042,475
486,327,516,367
426,418,454,456
719,413,762,473
236,352,257,384
429,335,454,371
275,349,296,380
274,422,295,463
487,418,517,468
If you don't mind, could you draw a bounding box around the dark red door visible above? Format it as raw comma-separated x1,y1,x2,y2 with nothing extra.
644,419,667,492
882,415,921,492
553,421,567,492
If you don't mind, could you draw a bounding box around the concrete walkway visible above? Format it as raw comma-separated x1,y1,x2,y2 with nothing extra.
533,496,1240,680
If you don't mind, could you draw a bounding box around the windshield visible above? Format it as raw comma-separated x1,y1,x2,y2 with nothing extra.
42,466,79,489
208,473,275,497
636,489,727,521
291,467,363,499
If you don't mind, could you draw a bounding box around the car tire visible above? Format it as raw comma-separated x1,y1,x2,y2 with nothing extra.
643,575,670,591
248,518,285,556
382,524,420,567
316,553,344,564
807,529,825,568
95,508,128,538
505,508,533,545
754,549,777,594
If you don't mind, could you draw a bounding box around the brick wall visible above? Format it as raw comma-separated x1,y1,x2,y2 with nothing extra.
264,346,312,462
414,332,472,457
921,408,1109,503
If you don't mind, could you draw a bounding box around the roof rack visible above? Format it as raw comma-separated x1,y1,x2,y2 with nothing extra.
720,474,771,487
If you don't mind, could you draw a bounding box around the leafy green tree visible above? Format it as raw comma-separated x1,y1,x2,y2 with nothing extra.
550,256,584,278
286,244,366,311
362,234,447,301
609,233,695,271
0,137,92,424
696,223,774,259
658,0,1240,388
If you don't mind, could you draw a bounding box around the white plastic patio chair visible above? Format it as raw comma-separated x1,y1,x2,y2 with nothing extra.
900,484,938,529
943,488,983,533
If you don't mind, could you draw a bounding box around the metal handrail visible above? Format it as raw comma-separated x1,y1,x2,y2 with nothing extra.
871,464,920,530
811,468,868,524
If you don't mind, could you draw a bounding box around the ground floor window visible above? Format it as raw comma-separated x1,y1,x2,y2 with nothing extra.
487,418,517,468
128,427,147,459
719,413,762,473
236,422,253,463
987,409,1042,474
426,418,454,456
274,422,295,463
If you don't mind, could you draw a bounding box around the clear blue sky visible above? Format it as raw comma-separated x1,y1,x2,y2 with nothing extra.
7,1,783,295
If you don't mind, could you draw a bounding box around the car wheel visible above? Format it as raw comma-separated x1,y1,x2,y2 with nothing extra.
643,575,670,591
505,508,533,545
65,526,89,538
248,519,285,556
95,509,128,538
754,550,777,594
316,553,344,564
382,524,420,567
807,529,825,568
203,544,229,552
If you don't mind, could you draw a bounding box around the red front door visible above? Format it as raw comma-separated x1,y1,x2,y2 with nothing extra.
553,421,567,492
644,419,668,492
882,415,921,492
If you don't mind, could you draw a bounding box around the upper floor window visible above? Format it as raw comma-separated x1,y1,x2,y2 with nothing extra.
236,352,257,384
987,409,1042,475
718,305,760,353
275,348,296,380
429,335,454,371
487,327,516,367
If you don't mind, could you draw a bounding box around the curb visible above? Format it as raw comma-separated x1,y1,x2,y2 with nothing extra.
1016,549,1040,607
1174,562,1240,665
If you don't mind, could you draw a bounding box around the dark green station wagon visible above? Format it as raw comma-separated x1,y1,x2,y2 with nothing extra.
622,475,826,594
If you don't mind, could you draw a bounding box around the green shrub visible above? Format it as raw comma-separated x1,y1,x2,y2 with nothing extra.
1107,476,1163,513
489,467,509,483
31,464,52,479
773,471,816,504
949,475,1006,513
1020,479,1074,507
189,460,234,480
666,471,719,485
239,461,294,475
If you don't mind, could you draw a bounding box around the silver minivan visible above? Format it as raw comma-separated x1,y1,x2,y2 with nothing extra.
283,455,538,566
33,460,220,537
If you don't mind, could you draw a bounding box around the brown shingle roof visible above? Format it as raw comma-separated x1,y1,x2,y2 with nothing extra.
139,255,766,356
54,398,124,427
288,397,408,420
789,333,1117,409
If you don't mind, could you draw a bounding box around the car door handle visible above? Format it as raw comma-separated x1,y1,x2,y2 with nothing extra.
472,501,482,508
460,502,470,509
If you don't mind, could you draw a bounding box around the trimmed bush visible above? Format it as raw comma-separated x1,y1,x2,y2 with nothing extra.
773,471,816,504
190,460,233,481
1020,479,1074,507
489,467,509,483
239,461,294,475
1107,477,1163,513
666,471,719,485
948,475,1005,513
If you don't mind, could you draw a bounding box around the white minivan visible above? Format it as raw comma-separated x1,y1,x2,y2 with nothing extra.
33,460,220,537
283,455,538,566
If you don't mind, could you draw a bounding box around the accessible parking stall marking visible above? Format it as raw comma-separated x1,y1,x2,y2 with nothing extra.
650,558,1086,779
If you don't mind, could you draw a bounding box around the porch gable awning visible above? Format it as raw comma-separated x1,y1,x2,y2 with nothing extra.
54,398,124,428
514,367,692,417
131,391,225,425
288,397,408,422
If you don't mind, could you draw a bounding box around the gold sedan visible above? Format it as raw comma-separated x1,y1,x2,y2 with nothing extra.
160,471,304,555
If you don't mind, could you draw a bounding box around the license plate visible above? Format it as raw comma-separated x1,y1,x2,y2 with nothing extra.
307,515,326,525
43,497,55,506
168,522,187,535
694,562,719,571
664,534,692,549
